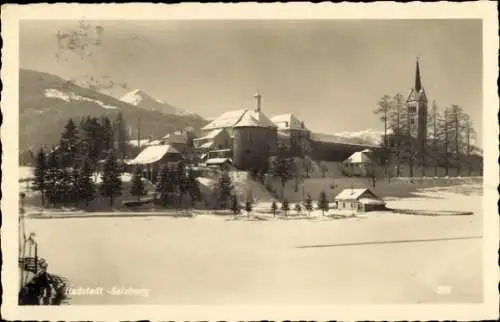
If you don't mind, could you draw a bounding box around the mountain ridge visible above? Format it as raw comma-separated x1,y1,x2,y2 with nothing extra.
19,68,208,155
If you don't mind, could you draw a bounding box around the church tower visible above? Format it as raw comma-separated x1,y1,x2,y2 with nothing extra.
406,58,428,148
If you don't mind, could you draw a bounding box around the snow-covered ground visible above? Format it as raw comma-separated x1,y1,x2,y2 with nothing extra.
22,183,483,305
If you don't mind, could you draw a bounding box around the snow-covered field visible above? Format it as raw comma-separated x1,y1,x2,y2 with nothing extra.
22,184,483,305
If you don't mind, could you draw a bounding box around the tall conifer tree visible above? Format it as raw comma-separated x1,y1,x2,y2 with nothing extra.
130,167,146,202
32,148,47,207
59,118,79,169
99,151,122,206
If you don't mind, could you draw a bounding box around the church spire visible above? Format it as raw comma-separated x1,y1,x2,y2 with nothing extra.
415,57,422,92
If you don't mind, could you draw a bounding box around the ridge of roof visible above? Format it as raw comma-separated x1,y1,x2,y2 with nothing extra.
233,112,262,128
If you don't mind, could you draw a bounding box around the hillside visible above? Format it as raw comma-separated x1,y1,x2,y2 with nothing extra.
19,69,208,154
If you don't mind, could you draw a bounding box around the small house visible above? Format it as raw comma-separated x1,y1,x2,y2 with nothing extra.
334,188,386,212
342,149,374,176
126,144,181,183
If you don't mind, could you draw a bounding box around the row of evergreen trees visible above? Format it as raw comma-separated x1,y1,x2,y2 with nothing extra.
31,114,205,209
268,191,330,216
32,114,129,207
57,113,129,170
225,187,331,217
32,147,124,207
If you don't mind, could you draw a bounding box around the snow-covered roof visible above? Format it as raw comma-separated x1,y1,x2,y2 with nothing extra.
202,109,247,130
127,144,179,165
271,113,307,130
196,176,215,187
200,141,216,149
206,157,232,165
246,110,276,128
202,108,276,130
343,151,373,164
233,112,261,128
335,188,381,201
194,128,225,141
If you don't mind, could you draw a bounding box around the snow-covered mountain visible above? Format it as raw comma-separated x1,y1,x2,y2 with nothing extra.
19,69,208,154
312,129,388,147
119,89,199,117
332,129,389,146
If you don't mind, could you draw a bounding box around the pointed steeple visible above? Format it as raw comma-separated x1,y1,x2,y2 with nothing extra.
415,57,422,92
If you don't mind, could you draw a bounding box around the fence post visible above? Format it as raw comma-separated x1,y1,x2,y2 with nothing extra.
34,242,38,275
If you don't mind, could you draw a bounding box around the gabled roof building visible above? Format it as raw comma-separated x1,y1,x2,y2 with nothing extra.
334,188,386,212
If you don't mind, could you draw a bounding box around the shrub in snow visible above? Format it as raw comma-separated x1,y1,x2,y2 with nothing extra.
230,195,240,214
271,200,278,217
244,200,253,215
317,191,329,215
130,168,146,201
304,194,313,214
216,170,234,210
281,199,290,216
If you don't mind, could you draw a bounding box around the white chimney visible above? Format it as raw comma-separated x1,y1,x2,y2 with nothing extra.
254,91,262,112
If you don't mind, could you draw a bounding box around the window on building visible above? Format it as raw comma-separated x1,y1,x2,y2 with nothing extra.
410,118,415,126
285,122,289,128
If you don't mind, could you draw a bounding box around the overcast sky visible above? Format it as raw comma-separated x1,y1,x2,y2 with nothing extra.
20,19,483,146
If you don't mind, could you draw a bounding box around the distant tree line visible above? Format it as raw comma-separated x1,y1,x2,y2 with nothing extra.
374,94,480,178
